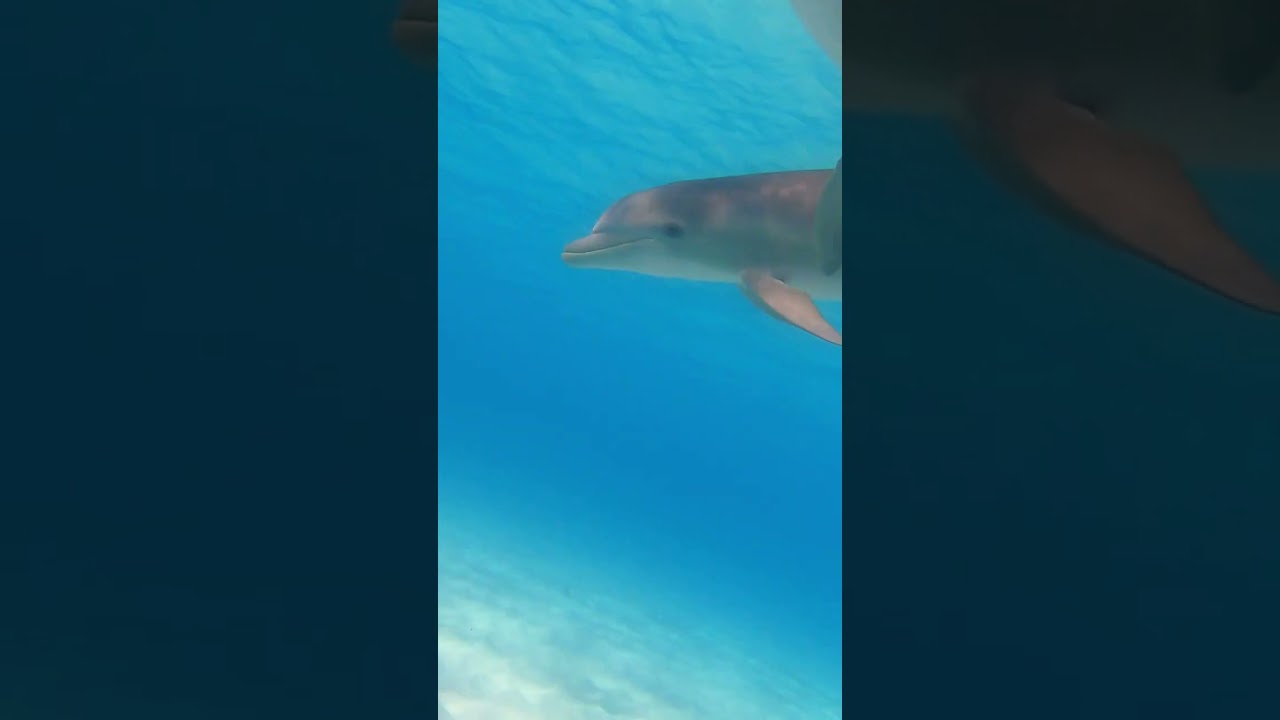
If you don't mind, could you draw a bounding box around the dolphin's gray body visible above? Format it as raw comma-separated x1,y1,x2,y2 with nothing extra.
791,0,1280,314
790,0,1280,167
562,171,843,345
836,0,1280,169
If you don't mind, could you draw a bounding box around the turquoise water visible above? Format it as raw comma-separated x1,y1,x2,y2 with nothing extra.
434,1,1280,716
437,1,842,717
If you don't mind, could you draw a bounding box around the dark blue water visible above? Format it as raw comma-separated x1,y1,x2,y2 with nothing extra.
843,116,1280,716
5,2,433,717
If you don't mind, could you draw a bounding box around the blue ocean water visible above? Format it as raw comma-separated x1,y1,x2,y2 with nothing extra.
437,1,842,717
434,1,1280,716
8,2,433,716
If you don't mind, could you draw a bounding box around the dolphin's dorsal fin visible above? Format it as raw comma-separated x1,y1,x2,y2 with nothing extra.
740,269,842,345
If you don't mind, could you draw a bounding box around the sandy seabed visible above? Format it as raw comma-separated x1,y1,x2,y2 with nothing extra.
437,529,841,720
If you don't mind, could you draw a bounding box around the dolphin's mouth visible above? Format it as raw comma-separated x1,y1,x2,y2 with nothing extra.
561,233,647,263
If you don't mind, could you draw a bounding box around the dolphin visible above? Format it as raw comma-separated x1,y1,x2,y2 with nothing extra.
562,171,843,345
391,0,437,67
791,0,1280,314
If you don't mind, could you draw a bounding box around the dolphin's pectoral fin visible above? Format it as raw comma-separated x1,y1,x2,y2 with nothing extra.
964,78,1280,314
954,117,1103,239
739,269,842,345
815,157,843,276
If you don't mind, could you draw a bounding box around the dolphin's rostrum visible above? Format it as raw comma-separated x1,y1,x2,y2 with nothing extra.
563,171,843,345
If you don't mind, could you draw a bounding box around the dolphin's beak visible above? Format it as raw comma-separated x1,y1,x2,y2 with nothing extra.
391,0,437,67
561,233,641,264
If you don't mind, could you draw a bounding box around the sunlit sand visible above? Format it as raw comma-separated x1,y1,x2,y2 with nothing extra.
438,522,840,720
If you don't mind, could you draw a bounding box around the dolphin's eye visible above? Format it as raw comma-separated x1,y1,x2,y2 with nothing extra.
661,222,683,238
